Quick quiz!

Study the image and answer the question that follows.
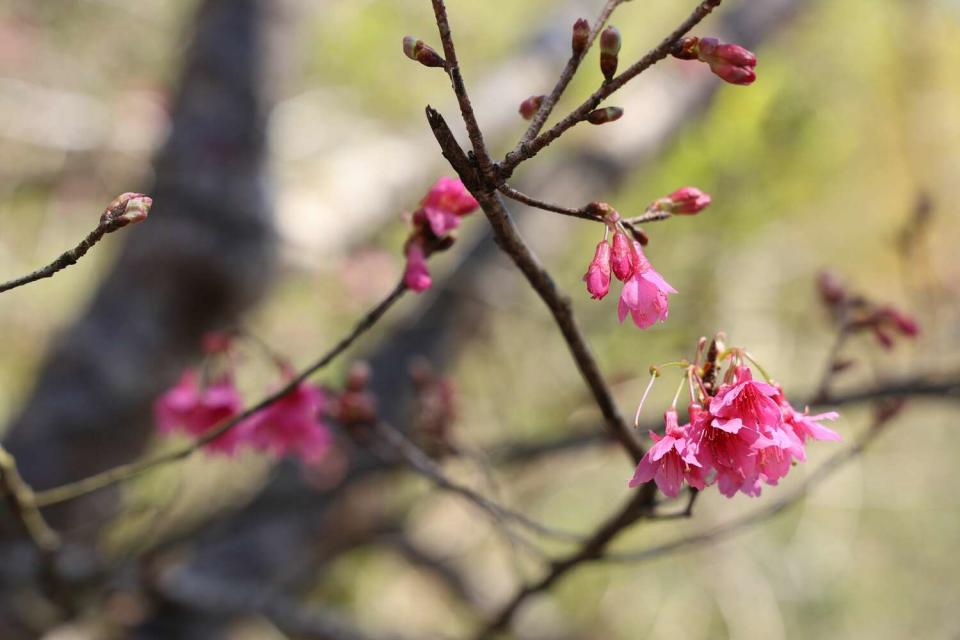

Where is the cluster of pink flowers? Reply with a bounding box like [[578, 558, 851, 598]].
[[403, 177, 479, 293], [154, 336, 333, 465], [583, 189, 710, 328], [629, 342, 840, 498], [673, 36, 757, 85]]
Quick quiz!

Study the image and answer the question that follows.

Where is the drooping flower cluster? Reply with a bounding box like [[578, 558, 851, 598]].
[[403, 177, 479, 293], [673, 36, 757, 85], [582, 191, 709, 329], [154, 335, 333, 466], [629, 338, 841, 498]]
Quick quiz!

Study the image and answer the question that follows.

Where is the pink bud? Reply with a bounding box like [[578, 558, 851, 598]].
[[656, 187, 711, 214], [519, 95, 545, 120], [875, 306, 919, 337], [696, 37, 756, 86], [201, 331, 234, 354], [572, 18, 590, 56], [100, 192, 152, 230], [891, 311, 919, 337], [403, 242, 432, 293], [817, 270, 847, 306], [599, 26, 621, 81], [610, 231, 636, 281], [583, 241, 612, 300], [402, 36, 445, 68], [586, 106, 623, 125]]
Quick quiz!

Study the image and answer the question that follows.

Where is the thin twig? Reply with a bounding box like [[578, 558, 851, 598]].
[[496, 184, 599, 222], [811, 325, 853, 404], [501, 0, 724, 176], [0, 193, 151, 294], [431, 0, 495, 178], [155, 565, 404, 640], [0, 446, 73, 613], [518, 0, 626, 146], [473, 484, 656, 638], [33, 281, 408, 508], [373, 421, 585, 545], [623, 209, 672, 225]]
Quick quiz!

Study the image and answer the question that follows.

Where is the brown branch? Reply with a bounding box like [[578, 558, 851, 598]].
[[473, 190, 645, 463], [373, 421, 584, 546], [32, 281, 408, 508], [501, 0, 724, 176], [518, 0, 626, 146], [430, 0, 495, 178], [0, 446, 73, 613], [426, 107, 643, 463], [496, 184, 601, 222], [0, 193, 151, 294], [155, 565, 404, 640], [473, 483, 656, 638]]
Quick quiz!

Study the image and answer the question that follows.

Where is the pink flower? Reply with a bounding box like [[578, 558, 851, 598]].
[[583, 240, 612, 300], [782, 402, 841, 443], [246, 383, 333, 464], [709, 366, 783, 434], [697, 37, 757, 85], [154, 370, 251, 455], [610, 231, 636, 281], [658, 187, 711, 214], [688, 403, 762, 497], [617, 243, 676, 328], [416, 177, 479, 236], [629, 409, 706, 497], [403, 242, 432, 293]]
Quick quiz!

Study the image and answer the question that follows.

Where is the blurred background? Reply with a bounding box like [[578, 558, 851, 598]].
[[1, 0, 959, 638]]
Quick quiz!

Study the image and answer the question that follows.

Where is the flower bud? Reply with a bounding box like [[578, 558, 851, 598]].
[[696, 36, 756, 85], [586, 106, 623, 125], [599, 26, 621, 81], [403, 241, 432, 292], [583, 241, 612, 300], [519, 94, 545, 120], [402, 36, 445, 68], [672, 36, 700, 60], [610, 230, 637, 281], [816, 270, 847, 307], [100, 192, 152, 230], [655, 187, 711, 214], [572, 18, 590, 56]]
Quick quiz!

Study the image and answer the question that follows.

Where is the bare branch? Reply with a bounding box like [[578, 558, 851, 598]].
[[0, 193, 151, 294], [496, 184, 600, 222], [430, 0, 495, 177], [373, 421, 585, 546], [0, 446, 72, 613]]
